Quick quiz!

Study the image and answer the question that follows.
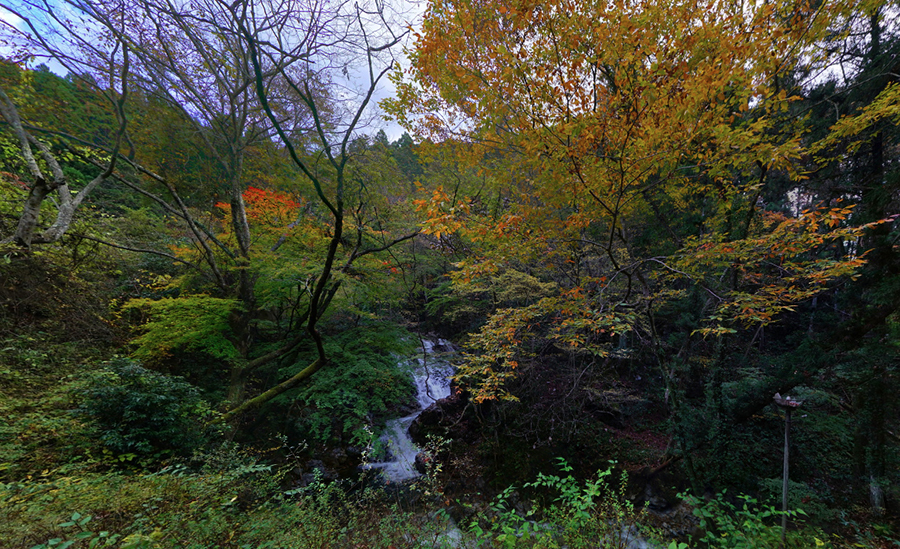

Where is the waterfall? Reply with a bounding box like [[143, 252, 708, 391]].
[[366, 338, 455, 482]]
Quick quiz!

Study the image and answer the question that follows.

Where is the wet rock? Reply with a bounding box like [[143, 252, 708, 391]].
[[396, 399, 420, 417], [330, 447, 347, 462], [432, 339, 456, 353], [414, 451, 431, 474], [643, 500, 702, 539], [626, 461, 685, 514], [447, 500, 488, 527], [408, 391, 470, 444], [646, 488, 670, 511], [648, 496, 669, 512]]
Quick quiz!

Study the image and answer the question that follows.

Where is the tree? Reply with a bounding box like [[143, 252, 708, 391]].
[[216, 0, 416, 420], [790, 0, 900, 514], [3, 0, 418, 425], [389, 0, 898, 493], [110, 0, 413, 418], [0, 5, 131, 247]]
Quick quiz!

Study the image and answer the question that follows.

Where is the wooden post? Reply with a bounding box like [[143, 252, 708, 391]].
[[773, 393, 802, 549]]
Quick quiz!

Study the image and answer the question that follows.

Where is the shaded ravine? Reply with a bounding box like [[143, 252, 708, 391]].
[[362, 339, 662, 548], [366, 338, 456, 481]]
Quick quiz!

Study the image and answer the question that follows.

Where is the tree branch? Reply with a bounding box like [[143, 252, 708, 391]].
[[72, 233, 206, 273]]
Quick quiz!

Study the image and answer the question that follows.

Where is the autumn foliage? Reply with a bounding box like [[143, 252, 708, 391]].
[[216, 187, 302, 226], [389, 0, 897, 401]]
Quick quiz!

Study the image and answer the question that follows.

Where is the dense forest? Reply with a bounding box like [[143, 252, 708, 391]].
[[0, 0, 898, 547]]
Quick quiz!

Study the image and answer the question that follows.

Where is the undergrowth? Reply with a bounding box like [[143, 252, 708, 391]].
[[3, 448, 897, 549], [0, 326, 894, 549]]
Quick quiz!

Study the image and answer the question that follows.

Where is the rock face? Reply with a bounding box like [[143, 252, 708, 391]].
[[408, 388, 472, 444]]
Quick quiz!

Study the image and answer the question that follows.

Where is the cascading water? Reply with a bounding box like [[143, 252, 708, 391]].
[[363, 339, 656, 549], [366, 338, 455, 482]]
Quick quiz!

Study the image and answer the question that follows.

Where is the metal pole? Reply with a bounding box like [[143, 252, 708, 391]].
[[782, 407, 791, 548], [773, 393, 801, 549]]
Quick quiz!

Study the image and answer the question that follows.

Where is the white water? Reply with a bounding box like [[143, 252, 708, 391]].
[[366, 338, 455, 481]]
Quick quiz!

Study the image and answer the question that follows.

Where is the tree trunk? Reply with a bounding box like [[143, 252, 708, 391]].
[[13, 183, 51, 247]]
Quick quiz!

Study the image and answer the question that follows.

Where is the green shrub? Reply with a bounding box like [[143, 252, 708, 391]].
[[269, 324, 418, 446], [758, 478, 835, 524], [0, 337, 109, 480], [121, 296, 242, 364], [468, 459, 654, 549], [75, 358, 217, 456], [685, 491, 826, 549], [529, 459, 651, 549]]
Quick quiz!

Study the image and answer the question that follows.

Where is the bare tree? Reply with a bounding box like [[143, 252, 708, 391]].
[[3, 0, 415, 421], [218, 0, 413, 420]]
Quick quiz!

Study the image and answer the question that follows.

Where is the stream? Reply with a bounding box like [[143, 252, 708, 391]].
[[366, 338, 456, 482], [362, 338, 660, 548]]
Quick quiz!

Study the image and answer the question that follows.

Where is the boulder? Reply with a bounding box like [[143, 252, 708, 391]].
[[299, 459, 338, 486], [408, 390, 471, 444]]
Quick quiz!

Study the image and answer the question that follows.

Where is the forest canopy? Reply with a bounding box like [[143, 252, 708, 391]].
[[0, 0, 898, 546]]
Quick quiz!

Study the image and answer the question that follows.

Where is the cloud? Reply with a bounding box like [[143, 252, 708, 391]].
[[0, 6, 24, 30]]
